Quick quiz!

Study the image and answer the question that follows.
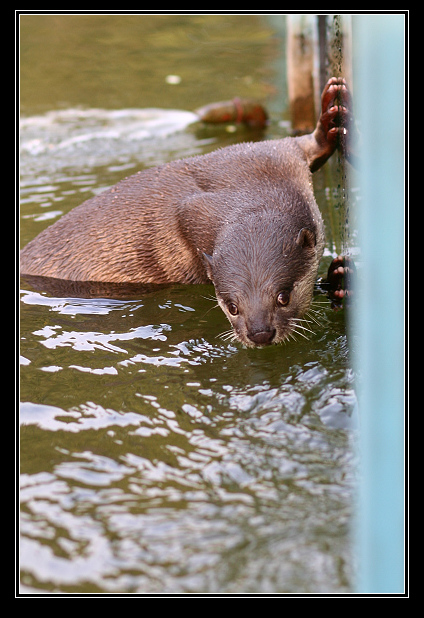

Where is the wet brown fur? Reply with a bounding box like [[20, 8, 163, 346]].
[[20, 139, 320, 284]]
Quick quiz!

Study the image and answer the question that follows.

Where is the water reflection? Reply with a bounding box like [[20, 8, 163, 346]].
[[21, 275, 170, 300], [20, 271, 355, 593], [21, 358, 355, 593]]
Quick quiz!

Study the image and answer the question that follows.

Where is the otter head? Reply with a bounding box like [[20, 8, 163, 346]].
[[203, 216, 322, 347]]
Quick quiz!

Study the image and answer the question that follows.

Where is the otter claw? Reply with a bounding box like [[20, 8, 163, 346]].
[[320, 78, 359, 166], [318, 255, 356, 310], [305, 77, 358, 172]]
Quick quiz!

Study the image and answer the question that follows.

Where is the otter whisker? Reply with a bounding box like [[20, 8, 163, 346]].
[[292, 326, 314, 338], [289, 318, 313, 340], [306, 304, 328, 327], [219, 331, 232, 340], [287, 331, 298, 343], [293, 316, 314, 326], [304, 311, 323, 326], [290, 317, 315, 333], [294, 326, 314, 337], [291, 327, 310, 340], [218, 328, 237, 342], [202, 303, 220, 317], [201, 294, 218, 302]]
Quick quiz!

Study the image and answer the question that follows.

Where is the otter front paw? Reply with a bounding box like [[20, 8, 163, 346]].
[[306, 77, 357, 172], [320, 78, 349, 147], [320, 77, 358, 167], [324, 254, 355, 310]]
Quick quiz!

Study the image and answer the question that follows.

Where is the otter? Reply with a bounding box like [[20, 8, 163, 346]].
[[20, 77, 355, 347]]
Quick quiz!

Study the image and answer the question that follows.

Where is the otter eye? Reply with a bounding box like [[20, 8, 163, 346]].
[[277, 290, 290, 307], [227, 302, 239, 316]]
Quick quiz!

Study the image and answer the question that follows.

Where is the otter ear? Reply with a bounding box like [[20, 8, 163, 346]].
[[202, 252, 214, 280], [296, 227, 316, 249]]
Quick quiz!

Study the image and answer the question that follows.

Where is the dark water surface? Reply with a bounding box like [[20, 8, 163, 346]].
[[19, 14, 357, 594]]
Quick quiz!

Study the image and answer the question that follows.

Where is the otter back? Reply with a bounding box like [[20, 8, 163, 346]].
[[20, 138, 322, 284]]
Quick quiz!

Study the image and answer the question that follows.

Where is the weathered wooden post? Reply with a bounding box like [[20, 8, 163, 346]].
[[287, 14, 316, 132], [287, 14, 353, 132]]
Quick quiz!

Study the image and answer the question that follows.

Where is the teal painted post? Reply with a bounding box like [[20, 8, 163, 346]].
[[352, 14, 406, 594]]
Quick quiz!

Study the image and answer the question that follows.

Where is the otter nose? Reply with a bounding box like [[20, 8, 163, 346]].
[[247, 328, 276, 346]]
